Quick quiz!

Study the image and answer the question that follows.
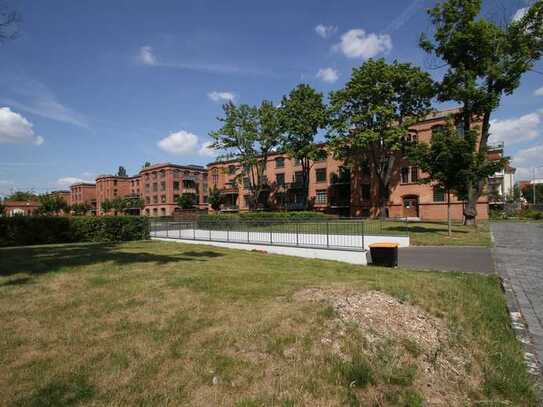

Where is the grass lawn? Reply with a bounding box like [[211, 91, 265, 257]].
[[169, 220, 492, 247], [0, 240, 531, 406]]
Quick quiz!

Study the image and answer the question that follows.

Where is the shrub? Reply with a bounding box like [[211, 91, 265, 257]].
[[0, 216, 149, 247], [517, 209, 543, 220], [198, 211, 332, 224]]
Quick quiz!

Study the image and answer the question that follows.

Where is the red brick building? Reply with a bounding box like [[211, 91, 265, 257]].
[[139, 163, 208, 217], [95, 175, 131, 215], [208, 108, 498, 221], [2, 200, 40, 216], [50, 190, 71, 206], [70, 183, 97, 215]]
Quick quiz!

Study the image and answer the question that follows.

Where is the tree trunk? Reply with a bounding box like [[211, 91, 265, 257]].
[[447, 189, 451, 237]]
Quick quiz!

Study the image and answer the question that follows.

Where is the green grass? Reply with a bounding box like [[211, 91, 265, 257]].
[[178, 219, 492, 247], [0, 240, 533, 406]]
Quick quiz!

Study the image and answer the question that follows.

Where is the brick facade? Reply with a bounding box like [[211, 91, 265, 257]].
[[208, 108, 496, 221], [70, 183, 97, 215], [139, 163, 208, 217], [96, 175, 132, 215]]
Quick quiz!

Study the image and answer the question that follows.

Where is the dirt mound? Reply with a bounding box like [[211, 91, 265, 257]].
[[295, 288, 479, 406]]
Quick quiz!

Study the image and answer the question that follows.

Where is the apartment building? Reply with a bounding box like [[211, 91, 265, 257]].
[[50, 190, 71, 206], [208, 108, 500, 221], [95, 175, 131, 215], [2, 200, 40, 216], [70, 183, 97, 215], [140, 163, 208, 217]]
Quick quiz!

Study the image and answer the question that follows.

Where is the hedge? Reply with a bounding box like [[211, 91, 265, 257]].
[[198, 211, 333, 224], [0, 216, 150, 247]]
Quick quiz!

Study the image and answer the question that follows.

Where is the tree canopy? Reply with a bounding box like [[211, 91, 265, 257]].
[[420, 0, 543, 223], [328, 58, 434, 218]]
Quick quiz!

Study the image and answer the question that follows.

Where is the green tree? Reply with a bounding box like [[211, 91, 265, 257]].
[[210, 100, 280, 209], [117, 166, 127, 177], [6, 191, 37, 201], [176, 193, 196, 209], [37, 194, 68, 215], [409, 124, 475, 236], [0, 201, 5, 216], [143, 161, 151, 168], [110, 197, 128, 214], [279, 84, 328, 209], [420, 0, 543, 224], [208, 186, 222, 211], [100, 199, 113, 215], [71, 203, 90, 216], [328, 59, 434, 219]]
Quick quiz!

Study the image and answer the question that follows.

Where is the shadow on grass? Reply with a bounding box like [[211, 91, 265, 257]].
[[0, 242, 224, 279]]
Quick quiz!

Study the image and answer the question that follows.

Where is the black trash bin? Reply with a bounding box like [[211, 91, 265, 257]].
[[369, 243, 399, 267]]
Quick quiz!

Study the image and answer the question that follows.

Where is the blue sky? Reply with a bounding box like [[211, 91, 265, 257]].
[[0, 0, 542, 197]]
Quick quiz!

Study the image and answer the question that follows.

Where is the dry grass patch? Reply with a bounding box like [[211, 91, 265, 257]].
[[0, 241, 535, 406]]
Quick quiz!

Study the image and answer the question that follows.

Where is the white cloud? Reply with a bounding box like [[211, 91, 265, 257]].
[[534, 87, 543, 96], [158, 130, 200, 155], [315, 24, 337, 38], [511, 143, 543, 179], [55, 177, 92, 189], [490, 112, 541, 145], [0, 107, 44, 145], [208, 91, 236, 103], [316, 67, 339, 83], [334, 29, 392, 59], [138, 46, 157, 65], [198, 141, 216, 158], [0, 77, 88, 128], [512, 7, 528, 22]]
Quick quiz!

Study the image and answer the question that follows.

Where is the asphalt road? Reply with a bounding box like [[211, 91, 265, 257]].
[[397, 246, 495, 274]]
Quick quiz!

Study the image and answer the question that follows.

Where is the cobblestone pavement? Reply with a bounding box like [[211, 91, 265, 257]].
[[492, 222, 543, 374]]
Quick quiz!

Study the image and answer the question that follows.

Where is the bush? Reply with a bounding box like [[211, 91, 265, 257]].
[[0, 216, 149, 247], [198, 211, 332, 224], [517, 209, 543, 220]]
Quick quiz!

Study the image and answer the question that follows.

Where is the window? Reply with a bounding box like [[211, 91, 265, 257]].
[[145, 183, 150, 193], [315, 190, 327, 204], [113, 189, 118, 196], [159, 170, 165, 178], [160, 208, 166, 216], [161, 195, 166, 203], [212, 170, 219, 186], [243, 177, 251, 189], [406, 133, 418, 143], [294, 158, 302, 167], [113, 180, 117, 186], [362, 184, 371, 201], [203, 196, 208, 204], [411, 167, 419, 183], [275, 157, 285, 168], [152, 183, 158, 192], [401, 167, 410, 184], [276, 173, 285, 186], [203, 183, 208, 194], [160, 181, 166, 191], [174, 194, 179, 201], [152, 172, 157, 180], [173, 181, 180, 190], [401, 166, 418, 184], [433, 186, 445, 202], [228, 165, 236, 175], [153, 195, 158, 204], [456, 119, 465, 137], [294, 171, 304, 184], [315, 168, 327, 183], [145, 196, 150, 204]]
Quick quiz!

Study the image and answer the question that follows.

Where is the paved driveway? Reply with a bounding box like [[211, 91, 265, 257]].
[[398, 246, 494, 274], [492, 222, 543, 370]]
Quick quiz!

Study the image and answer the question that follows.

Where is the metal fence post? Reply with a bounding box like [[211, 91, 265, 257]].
[[193, 221, 196, 240], [361, 221, 365, 251], [227, 222, 230, 242], [247, 222, 250, 243], [270, 222, 273, 245], [166, 221, 169, 238], [326, 221, 329, 248], [209, 224, 212, 241], [296, 222, 299, 247]]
